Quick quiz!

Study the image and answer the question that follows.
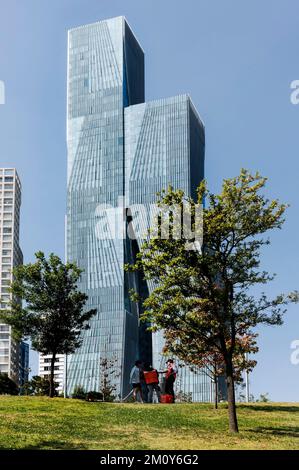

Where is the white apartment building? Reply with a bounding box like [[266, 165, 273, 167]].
[[0, 168, 26, 383], [39, 354, 65, 393]]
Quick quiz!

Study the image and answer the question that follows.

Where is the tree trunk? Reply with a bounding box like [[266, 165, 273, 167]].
[[214, 376, 218, 409], [49, 353, 56, 398], [225, 355, 239, 433]]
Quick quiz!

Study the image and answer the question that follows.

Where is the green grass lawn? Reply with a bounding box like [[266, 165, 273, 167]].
[[0, 396, 298, 450]]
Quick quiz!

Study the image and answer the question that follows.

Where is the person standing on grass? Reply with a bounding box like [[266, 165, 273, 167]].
[[163, 359, 177, 402], [130, 360, 143, 403], [143, 362, 161, 403], [140, 363, 149, 403]]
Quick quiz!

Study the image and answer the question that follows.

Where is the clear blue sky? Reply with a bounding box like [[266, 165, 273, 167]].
[[0, 0, 298, 401]]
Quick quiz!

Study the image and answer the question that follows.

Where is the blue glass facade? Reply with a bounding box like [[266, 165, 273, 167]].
[[66, 17, 144, 396], [66, 17, 209, 400], [125, 96, 209, 401]]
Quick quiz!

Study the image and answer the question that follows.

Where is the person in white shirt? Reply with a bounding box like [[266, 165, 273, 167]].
[[129, 360, 143, 403]]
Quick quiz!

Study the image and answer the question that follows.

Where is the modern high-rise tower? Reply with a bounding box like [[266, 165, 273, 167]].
[[0, 168, 27, 385], [66, 17, 208, 400]]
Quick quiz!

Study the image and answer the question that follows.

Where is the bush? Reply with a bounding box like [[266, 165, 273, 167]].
[[0, 373, 19, 395], [175, 390, 192, 403], [72, 385, 86, 400], [86, 391, 103, 402], [22, 376, 58, 396]]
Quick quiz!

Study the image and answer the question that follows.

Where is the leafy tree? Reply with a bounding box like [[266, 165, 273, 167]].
[[23, 375, 58, 396], [0, 373, 19, 395], [126, 170, 298, 432], [0, 252, 97, 398], [165, 332, 257, 409]]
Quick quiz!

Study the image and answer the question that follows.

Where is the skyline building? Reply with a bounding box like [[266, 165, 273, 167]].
[[0, 168, 28, 385], [66, 16, 209, 400], [66, 16, 145, 396], [124, 95, 207, 400], [39, 354, 65, 394]]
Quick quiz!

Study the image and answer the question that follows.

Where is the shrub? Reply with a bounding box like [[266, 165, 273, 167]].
[[86, 391, 103, 402], [22, 376, 58, 396], [0, 373, 19, 395], [72, 385, 86, 400], [175, 390, 192, 403]]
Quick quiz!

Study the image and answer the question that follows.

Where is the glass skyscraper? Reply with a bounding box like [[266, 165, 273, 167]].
[[66, 17, 144, 396], [66, 16, 209, 400], [125, 96, 208, 400]]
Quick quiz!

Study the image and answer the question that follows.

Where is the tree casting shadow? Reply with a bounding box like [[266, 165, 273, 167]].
[[239, 404, 299, 413], [251, 426, 299, 439], [0, 440, 88, 450]]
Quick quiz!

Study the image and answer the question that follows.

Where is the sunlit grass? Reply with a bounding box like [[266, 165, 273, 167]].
[[0, 396, 298, 449]]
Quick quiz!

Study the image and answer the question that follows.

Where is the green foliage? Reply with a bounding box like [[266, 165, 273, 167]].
[[0, 252, 97, 397], [175, 390, 192, 403], [126, 169, 298, 432], [72, 385, 86, 400], [86, 391, 104, 402], [23, 375, 58, 396], [0, 251, 97, 352], [73, 388, 108, 402], [0, 373, 19, 395]]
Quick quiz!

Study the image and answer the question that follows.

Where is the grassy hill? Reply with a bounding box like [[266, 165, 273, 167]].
[[0, 396, 298, 450]]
